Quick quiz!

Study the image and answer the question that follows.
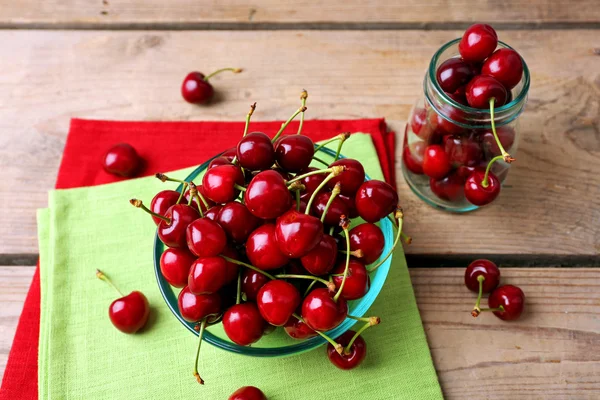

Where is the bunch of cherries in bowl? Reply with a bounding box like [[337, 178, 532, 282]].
[[130, 93, 406, 385], [403, 23, 526, 208]]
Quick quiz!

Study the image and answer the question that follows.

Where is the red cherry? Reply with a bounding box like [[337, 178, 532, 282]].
[[332, 259, 369, 300], [208, 156, 232, 170], [354, 180, 398, 223], [241, 269, 270, 301], [275, 135, 315, 173], [229, 386, 267, 400], [311, 191, 349, 226], [188, 256, 228, 295], [300, 167, 327, 199], [464, 169, 501, 206], [422, 144, 452, 179], [349, 223, 384, 264], [177, 286, 222, 323], [160, 247, 196, 288], [284, 315, 317, 339], [221, 147, 237, 162], [327, 330, 367, 370], [186, 218, 227, 258], [103, 143, 142, 177], [481, 49, 523, 90], [301, 288, 348, 331], [257, 280, 301, 326], [465, 259, 500, 293], [246, 224, 290, 270], [488, 285, 525, 321], [338, 194, 359, 219], [202, 164, 244, 204], [429, 172, 465, 202], [481, 126, 515, 158], [450, 85, 469, 106], [181, 72, 214, 104], [184, 184, 214, 214], [107, 291, 150, 334], [403, 141, 425, 175], [410, 108, 427, 135], [150, 190, 180, 225], [300, 234, 338, 275], [237, 132, 275, 171], [458, 24, 498, 62], [158, 204, 199, 248], [436, 58, 477, 93], [204, 205, 222, 221], [466, 75, 508, 109], [429, 104, 467, 136], [444, 134, 483, 167], [327, 159, 365, 196], [223, 303, 266, 346], [220, 244, 241, 284], [217, 202, 261, 243], [275, 210, 324, 258], [245, 170, 292, 219]]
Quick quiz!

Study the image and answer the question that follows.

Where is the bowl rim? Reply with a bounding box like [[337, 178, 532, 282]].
[[153, 146, 394, 357]]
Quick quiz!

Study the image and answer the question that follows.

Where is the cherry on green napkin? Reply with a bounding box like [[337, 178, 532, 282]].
[[37, 134, 442, 399]]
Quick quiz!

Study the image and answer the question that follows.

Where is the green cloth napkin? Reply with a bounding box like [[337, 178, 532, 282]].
[[38, 134, 442, 400]]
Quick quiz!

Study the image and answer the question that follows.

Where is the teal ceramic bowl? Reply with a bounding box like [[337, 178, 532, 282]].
[[154, 147, 393, 357]]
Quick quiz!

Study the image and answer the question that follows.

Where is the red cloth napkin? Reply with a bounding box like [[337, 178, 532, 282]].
[[0, 118, 395, 400]]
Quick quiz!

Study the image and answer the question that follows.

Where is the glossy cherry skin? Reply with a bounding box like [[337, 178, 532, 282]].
[[466, 75, 508, 109], [237, 132, 275, 171], [423, 144, 452, 179], [202, 164, 245, 203], [103, 143, 142, 177], [186, 217, 227, 258], [301, 288, 348, 331], [257, 280, 301, 326], [217, 202, 261, 243], [482, 48, 523, 90], [300, 234, 338, 275], [284, 315, 317, 339], [159, 247, 196, 288], [436, 58, 477, 93], [177, 286, 222, 323], [150, 190, 180, 225], [403, 141, 425, 175], [464, 169, 501, 206], [327, 330, 366, 370], [181, 72, 213, 104], [411, 108, 427, 135], [430, 172, 465, 202], [158, 204, 199, 248], [223, 303, 266, 346], [204, 205, 222, 221], [444, 134, 483, 167], [228, 386, 267, 400], [481, 126, 516, 158], [300, 167, 327, 199], [208, 156, 232, 170], [488, 285, 525, 321], [458, 24, 498, 62], [328, 159, 365, 196], [245, 170, 292, 219], [430, 104, 467, 137], [275, 210, 324, 258], [241, 269, 270, 301], [338, 194, 359, 219], [349, 223, 384, 264], [246, 224, 290, 270], [108, 291, 150, 334], [355, 180, 399, 223], [332, 259, 369, 300], [221, 244, 241, 284], [464, 259, 501, 293], [188, 256, 228, 295], [312, 191, 349, 226], [275, 135, 315, 173]]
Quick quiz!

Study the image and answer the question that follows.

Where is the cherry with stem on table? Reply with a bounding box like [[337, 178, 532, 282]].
[[181, 67, 242, 104]]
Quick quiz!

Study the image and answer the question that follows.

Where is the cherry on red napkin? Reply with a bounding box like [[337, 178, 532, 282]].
[[0, 118, 395, 400]]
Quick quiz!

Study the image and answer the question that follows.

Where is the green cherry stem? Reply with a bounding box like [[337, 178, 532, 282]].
[[176, 182, 188, 204], [203, 67, 242, 81], [297, 90, 308, 135], [489, 97, 515, 163], [292, 313, 343, 354], [272, 104, 308, 143], [155, 173, 190, 205], [296, 189, 301, 212], [471, 275, 486, 317], [243, 102, 257, 138], [236, 269, 242, 305], [333, 216, 351, 303], [481, 155, 504, 188], [387, 214, 412, 245], [334, 133, 351, 161], [221, 256, 276, 280], [304, 167, 345, 214], [192, 318, 207, 385], [286, 166, 338, 186], [274, 274, 335, 291], [129, 199, 171, 224], [478, 306, 505, 313], [95, 269, 124, 297], [303, 279, 318, 297], [320, 182, 341, 223], [347, 315, 380, 325], [368, 207, 404, 273], [344, 318, 380, 355], [187, 182, 204, 217], [311, 156, 330, 167], [233, 183, 247, 192]]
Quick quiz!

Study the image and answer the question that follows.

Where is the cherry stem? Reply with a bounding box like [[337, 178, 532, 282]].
[[334, 133, 350, 161], [233, 183, 247, 192], [243, 102, 257, 138], [471, 275, 485, 317], [221, 256, 276, 280], [329, 226, 335, 236], [489, 98, 515, 163], [303, 279, 318, 297], [187, 182, 204, 217], [479, 306, 505, 313], [96, 269, 124, 297], [272, 105, 308, 143], [312, 156, 330, 167], [295, 189, 301, 212], [313, 132, 349, 153], [339, 249, 364, 258], [368, 207, 404, 272], [274, 274, 335, 291], [287, 166, 337, 186], [203, 67, 242, 82], [292, 313, 342, 354], [320, 182, 341, 223], [176, 182, 188, 204], [386, 214, 412, 244], [481, 155, 503, 188], [347, 315, 380, 325], [333, 219, 351, 303], [192, 318, 207, 385], [305, 172, 338, 215], [344, 318, 380, 355], [236, 269, 242, 305], [156, 174, 189, 205], [297, 90, 308, 135], [129, 199, 171, 224]]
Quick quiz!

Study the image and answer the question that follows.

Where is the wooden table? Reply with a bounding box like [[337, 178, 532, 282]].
[[1, 1, 599, 398]]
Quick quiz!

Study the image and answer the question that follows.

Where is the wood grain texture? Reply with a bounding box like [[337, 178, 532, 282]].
[[0, 30, 598, 258], [0, 0, 599, 27], [1, 266, 598, 398]]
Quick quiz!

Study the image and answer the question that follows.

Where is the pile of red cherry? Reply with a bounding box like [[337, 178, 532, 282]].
[[403, 23, 525, 206], [102, 93, 407, 393]]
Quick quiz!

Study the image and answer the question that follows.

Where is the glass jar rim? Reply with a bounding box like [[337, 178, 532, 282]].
[[428, 38, 530, 116]]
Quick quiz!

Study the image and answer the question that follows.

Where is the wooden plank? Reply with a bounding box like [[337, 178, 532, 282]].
[[0, 0, 599, 27], [1, 266, 598, 398], [0, 30, 598, 259]]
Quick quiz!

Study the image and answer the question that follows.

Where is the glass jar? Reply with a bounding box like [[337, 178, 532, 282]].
[[402, 38, 530, 212]]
